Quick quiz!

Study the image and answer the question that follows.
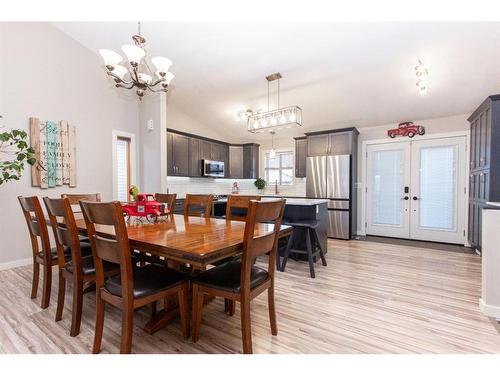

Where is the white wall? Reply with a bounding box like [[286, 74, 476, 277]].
[[0, 23, 140, 266]]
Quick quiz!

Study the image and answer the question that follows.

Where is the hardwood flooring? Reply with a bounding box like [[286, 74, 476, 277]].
[[1, 239, 500, 354]]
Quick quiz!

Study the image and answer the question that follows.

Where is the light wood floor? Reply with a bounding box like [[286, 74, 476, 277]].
[[1, 239, 500, 354]]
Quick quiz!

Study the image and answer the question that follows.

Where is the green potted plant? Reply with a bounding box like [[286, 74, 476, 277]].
[[254, 177, 266, 192], [0, 124, 36, 185]]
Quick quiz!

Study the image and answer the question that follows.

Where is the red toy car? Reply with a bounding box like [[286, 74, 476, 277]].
[[122, 194, 169, 223], [388, 122, 425, 138]]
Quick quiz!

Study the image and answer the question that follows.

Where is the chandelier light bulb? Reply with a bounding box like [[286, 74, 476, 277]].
[[269, 148, 276, 159], [112, 65, 128, 81], [99, 49, 123, 69], [151, 57, 173, 77], [253, 120, 259, 129], [419, 86, 428, 96], [162, 72, 175, 86], [139, 73, 152, 84], [121, 44, 146, 65], [279, 112, 287, 124], [270, 116, 277, 125], [289, 111, 296, 122]]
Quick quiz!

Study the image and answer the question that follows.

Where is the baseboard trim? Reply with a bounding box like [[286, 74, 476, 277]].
[[0, 257, 32, 271], [479, 298, 500, 319]]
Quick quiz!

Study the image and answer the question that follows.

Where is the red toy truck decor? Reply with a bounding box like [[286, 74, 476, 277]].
[[387, 122, 425, 138], [122, 194, 169, 223]]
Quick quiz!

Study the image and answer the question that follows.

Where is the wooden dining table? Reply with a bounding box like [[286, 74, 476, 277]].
[[73, 213, 292, 333]]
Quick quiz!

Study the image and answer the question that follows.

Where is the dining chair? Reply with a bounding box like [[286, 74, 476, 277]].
[[183, 194, 213, 218], [79, 200, 190, 354], [44, 197, 117, 337], [191, 198, 286, 354], [225, 195, 261, 221], [154, 193, 177, 214], [18, 196, 60, 309]]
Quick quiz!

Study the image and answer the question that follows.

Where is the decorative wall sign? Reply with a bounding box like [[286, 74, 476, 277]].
[[30, 117, 76, 188], [387, 121, 426, 139]]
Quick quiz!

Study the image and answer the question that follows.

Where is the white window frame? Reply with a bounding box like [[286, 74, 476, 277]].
[[112, 130, 137, 200], [263, 149, 294, 186]]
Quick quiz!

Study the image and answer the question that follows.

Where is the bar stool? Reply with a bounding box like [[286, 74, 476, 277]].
[[280, 220, 327, 278]]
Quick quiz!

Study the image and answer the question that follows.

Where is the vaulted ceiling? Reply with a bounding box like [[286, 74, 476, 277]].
[[54, 22, 500, 143]]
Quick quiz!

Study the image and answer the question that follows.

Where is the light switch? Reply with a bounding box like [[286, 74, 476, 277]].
[[147, 119, 154, 131]]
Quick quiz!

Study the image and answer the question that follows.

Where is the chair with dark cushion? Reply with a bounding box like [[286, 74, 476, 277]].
[[225, 195, 261, 221], [44, 197, 118, 337], [183, 194, 213, 218], [154, 193, 177, 215], [18, 196, 71, 309], [79, 200, 190, 354], [191, 198, 286, 354]]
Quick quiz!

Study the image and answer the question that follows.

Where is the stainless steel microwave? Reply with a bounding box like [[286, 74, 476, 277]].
[[203, 160, 225, 177]]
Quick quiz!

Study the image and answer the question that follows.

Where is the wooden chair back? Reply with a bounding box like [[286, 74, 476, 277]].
[[61, 193, 102, 204], [43, 197, 82, 269], [155, 193, 177, 214], [79, 201, 134, 301], [183, 194, 213, 218], [241, 199, 286, 286], [18, 196, 52, 262], [225, 195, 261, 221]]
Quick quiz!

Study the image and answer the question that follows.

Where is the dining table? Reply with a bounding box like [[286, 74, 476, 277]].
[[73, 213, 292, 333]]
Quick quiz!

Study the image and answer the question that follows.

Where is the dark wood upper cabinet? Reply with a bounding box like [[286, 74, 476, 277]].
[[229, 146, 244, 179], [307, 134, 329, 156], [189, 137, 201, 176], [467, 94, 500, 251], [294, 137, 307, 178], [243, 144, 259, 179], [167, 129, 259, 179], [329, 132, 353, 155], [169, 133, 190, 176]]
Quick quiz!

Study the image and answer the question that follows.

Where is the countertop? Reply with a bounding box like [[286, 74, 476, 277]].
[[214, 197, 329, 206]]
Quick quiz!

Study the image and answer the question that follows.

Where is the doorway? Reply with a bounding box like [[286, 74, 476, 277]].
[[365, 136, 467, 244]]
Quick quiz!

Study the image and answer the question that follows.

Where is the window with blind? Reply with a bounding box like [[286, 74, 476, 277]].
[[116, 137, 131, 202], [264, 151, 294, 185]]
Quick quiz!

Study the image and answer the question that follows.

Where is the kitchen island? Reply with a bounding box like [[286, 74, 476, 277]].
[[212, 196, 329, 257]]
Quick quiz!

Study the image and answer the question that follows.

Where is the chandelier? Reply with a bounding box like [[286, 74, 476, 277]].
[[240, 72, 302, 133], [98, 22, 175, 99]]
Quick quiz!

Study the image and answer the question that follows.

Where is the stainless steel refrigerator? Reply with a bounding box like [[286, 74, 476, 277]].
[[306, 155, 352, 239]]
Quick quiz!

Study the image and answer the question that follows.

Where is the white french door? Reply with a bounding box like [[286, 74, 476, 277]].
[[366, 136, 466, 244]]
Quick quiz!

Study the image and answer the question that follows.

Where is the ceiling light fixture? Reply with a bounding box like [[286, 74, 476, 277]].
[[244, 72, 302, 133], [269, 130, 277, 159], [98, 22, 175, 99], [415, 59, 428, 96]]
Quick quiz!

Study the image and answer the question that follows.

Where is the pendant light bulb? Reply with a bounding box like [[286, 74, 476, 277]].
[[279, 112, 287, 124]]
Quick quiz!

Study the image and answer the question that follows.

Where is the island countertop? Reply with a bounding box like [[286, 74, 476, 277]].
[[213, 197, 329, 206]]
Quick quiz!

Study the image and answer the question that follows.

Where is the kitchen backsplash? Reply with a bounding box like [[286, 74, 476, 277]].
[[166, 177, 306, 198]]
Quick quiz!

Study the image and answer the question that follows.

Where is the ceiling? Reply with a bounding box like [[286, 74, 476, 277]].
[[53, 22, 500, 143]]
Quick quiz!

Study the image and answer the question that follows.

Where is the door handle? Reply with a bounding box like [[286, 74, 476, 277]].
[[401, 196, 409, 200], [412, 196, 419, 200]]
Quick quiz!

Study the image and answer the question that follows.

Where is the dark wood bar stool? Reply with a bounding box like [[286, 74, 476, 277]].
[[80, 200, 190, 354], [184, 194, 213, 218], [280, 220, 327, 278], [191, 199, 286, 354], [18, 196, 61, 309], [44, 197, 118, 337]]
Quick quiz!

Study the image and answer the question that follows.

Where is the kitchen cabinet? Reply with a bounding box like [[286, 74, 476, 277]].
[[189, 137, 201, 176], [243, 144, 259, 179], [168, 133, 190, 176], [294, 137, 307, 178], [306, 128, 358, 157], [229, 146, 244, 178], [167, 129, 259, 179], [467, 95, 500, 251]]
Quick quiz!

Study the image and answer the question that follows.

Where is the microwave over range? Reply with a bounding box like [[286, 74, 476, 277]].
[[203, 159, 225, 177]]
